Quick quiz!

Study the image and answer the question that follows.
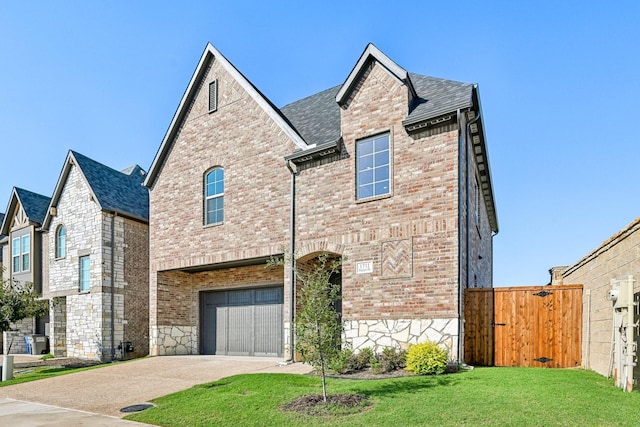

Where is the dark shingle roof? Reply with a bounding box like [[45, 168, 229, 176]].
[[280, 85, 341, 147], [406, 73, 474, 124], [0, 213, 4, 240], [279, 75, 473, 147], [15, 188, 51, 225], [71, 151, 149, 221]]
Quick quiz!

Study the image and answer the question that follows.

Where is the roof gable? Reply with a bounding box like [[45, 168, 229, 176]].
[[0, 187, 51, 235], [43, 151, 149, 229], [144, 43, 308, 189], [336, 43, 414, 106]]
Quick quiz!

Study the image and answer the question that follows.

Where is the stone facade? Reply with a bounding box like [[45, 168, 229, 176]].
[[551, 217, 640, 379], [146, 44, 497, 361], [46, 162, 149, 361]]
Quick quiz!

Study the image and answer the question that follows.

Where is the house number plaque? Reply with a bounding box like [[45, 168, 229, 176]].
[[356, 261, 374, 274]]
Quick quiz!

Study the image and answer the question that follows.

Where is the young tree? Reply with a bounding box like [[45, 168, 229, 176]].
[[0, 270, 48, 354], [292, 253, 343, 402]]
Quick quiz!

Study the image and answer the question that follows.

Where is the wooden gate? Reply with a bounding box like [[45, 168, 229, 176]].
[[464, 285, 582, 368]]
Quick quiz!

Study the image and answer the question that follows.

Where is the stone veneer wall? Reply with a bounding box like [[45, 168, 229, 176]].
[[344, 318, 458, 355], [3, 318, 35, 354]]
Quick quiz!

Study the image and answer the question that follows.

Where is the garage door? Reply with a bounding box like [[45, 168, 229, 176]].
[[201, 286, 283, 357]]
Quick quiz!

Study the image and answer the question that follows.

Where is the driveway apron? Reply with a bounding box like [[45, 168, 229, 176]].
[[0, 356, 311, 418]]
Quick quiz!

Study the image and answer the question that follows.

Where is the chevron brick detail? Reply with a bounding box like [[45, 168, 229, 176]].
[[381, 239, 412, 278]]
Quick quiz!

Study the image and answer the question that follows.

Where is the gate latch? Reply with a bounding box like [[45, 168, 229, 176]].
[[534, 357, 553, 363], [491, 322, 506, 327]]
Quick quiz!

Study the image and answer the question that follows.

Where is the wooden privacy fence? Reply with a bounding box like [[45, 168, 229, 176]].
[[464, 285, 582, 368]]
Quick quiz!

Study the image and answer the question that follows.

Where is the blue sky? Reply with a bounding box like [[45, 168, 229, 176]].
[[1, 1, 638, 286]]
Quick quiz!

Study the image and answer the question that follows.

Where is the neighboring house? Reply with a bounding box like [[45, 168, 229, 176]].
[[144, 43, 498, 360], [0, 212, 5, 271], [41, 150, 149, 361], [0, 188, 51, 354], [550, 217, 640, 389]]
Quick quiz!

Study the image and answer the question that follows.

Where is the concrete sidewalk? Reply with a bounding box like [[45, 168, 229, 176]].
[[0, 398, 152, 426], [0, 355, 312, 424]]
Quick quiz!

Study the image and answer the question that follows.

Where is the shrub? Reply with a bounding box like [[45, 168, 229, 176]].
[[350, 348, 374, 372], [405, 341, 448, 375], [328, 348, 355, 374], [379, 347, 407, 373]]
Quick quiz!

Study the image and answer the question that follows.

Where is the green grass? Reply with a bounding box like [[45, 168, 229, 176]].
[[125, 368, 640, 426], [0, 363, 106, 386]]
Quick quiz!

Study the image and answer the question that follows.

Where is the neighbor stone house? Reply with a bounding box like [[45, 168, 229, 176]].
[[550, 217, 640, 389], [144, 43, 498, 361], [41, 150, 149, 361], [0, 188, 51, 354]]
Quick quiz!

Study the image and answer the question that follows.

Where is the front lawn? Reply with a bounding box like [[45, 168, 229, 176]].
[[125, 367, 640, 426]]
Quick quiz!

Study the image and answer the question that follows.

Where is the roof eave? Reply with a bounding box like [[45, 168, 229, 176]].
[[285, 139, 341, 164], [468, 85, 498, 233], [402, 101, 473, 130]]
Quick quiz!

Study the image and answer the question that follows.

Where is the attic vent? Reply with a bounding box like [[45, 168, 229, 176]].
[[209, 80, 218, 112]]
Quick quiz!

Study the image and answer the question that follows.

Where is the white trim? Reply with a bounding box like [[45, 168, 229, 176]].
[[336, 43, 408, 105], [144, 43, 308, 188]]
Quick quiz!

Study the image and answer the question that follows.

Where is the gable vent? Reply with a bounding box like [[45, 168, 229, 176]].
[[209, 79, 218, 112]]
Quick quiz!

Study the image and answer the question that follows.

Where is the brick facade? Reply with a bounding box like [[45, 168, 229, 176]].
[[147, 44, 497, 361], [551, 218, 640, 379]]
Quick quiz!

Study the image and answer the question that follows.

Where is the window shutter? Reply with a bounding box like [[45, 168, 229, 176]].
[[209, 80, 218, 112]]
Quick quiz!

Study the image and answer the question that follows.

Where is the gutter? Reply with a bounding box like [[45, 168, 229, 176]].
[[285, 160, 297, 362]]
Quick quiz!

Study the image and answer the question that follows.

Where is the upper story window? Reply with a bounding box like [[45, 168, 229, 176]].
[[205, 167, 224, 225], [11, 235, 30, 273], [56, 225, 66, 258], [356, 133, 390, 200], [208, 80, 218, 112], [79, 255, 90, 292]]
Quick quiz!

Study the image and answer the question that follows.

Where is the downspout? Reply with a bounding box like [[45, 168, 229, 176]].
[[456, 109, 464, 362], [285, 160, 297, 362], [110, 212, 116, 362]]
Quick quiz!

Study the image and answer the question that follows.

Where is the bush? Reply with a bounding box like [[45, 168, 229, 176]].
[[350, 348, 374, 372], [405, 341, 448, 375], [328, 348, 355, 374], [379, 347, 407, 373]]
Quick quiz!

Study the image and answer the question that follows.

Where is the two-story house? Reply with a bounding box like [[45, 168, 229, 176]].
[[144, 43, 498, 361], [0, 188, 51, 354], [41, 150, 149, 361]]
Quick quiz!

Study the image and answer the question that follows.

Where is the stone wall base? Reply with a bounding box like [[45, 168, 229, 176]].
[[344, 318, 459, 359], [150, 326, 198, 356]]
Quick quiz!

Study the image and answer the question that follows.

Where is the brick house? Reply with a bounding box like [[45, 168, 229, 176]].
[[0, 188, 51, 353], [550, 218, 640, 389], [41, 150, 149, 361], [144, 43, 498, 360]]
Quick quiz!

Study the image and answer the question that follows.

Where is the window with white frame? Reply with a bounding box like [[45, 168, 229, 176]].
[[12, 237, 20, 272], [205, 167, 224, 225], [11, 235, 30, 273], [56, 225, 66, 258], [79, 255, 90, 292], [356, 133, 390, 200], [21, 235, 30, 271]]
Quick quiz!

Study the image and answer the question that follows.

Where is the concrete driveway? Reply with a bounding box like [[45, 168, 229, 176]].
[[0, 355, 312, 425]]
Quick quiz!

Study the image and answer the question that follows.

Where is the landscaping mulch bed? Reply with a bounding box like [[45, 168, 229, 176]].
[[14, 358, 102, 369], [328, 368, 415, 380], [282, 393, 370, 415]]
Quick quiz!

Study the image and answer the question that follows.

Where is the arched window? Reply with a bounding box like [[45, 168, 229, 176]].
[[205, 167, 224, 225], [56, 225, 66, 258]]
